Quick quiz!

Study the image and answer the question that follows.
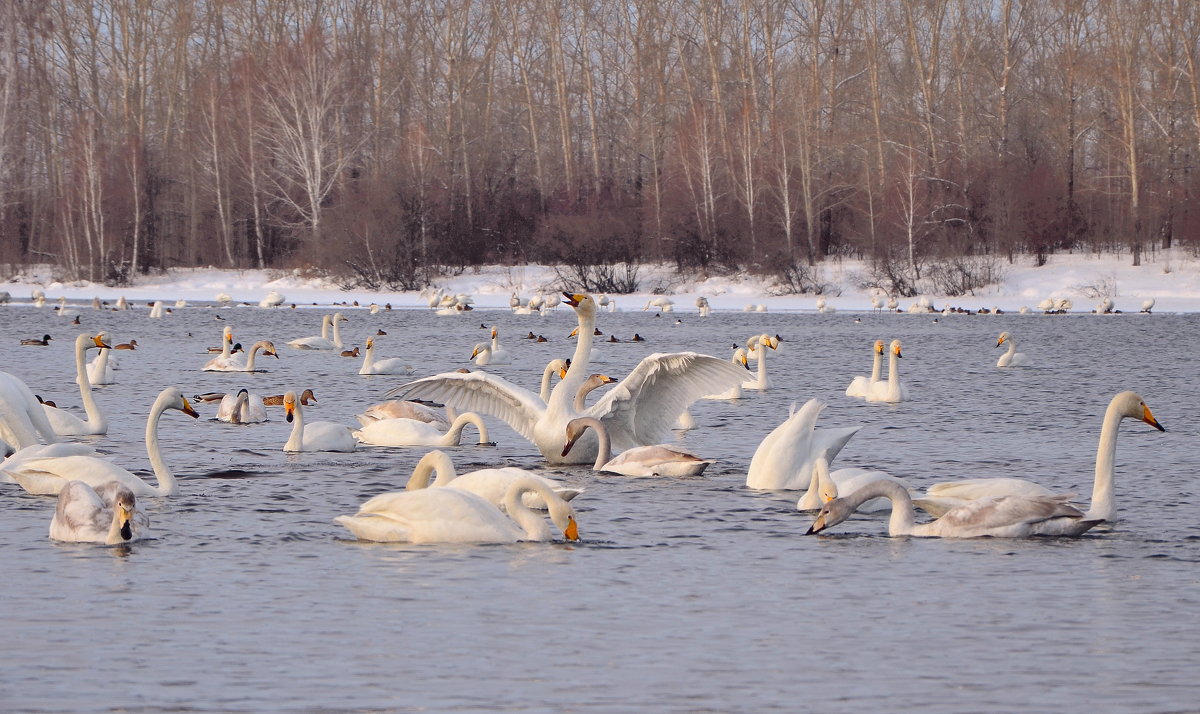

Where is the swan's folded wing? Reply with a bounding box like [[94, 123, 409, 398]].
[[587, 352, 747, 448], [935, 494, 1085, 536], [385, 372, 545, 442], [54, 480, 109, 533], [925, 477, 1056, 501]]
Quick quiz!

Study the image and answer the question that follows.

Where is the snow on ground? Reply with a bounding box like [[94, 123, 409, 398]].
[[2, 248, 1198, 313]]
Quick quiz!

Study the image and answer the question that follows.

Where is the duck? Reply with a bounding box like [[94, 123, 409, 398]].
[[563, 416, 712, 477], [335, 474, 580, 544], [287, 313, 347, 350], [114, 339, 138, 350], [916, 392, 1164, 526], [353, 412, 491, 447], [282, 390, 356, 452], [995, 331, 1029, 367], [340, 346, 360, 357], [359, 337, 413, 375], [845, 340, 885, 398], [43, 333, 111, 436], [49, 480, 147, 544], [21, 334, 52, 346], [807, 480, 1100, 538], [3, 387, 199, 496], [217, 389, 268, 424], [865, 339, 908, 403], [400, 450, 581, 510], [745, 400, 861, 490]]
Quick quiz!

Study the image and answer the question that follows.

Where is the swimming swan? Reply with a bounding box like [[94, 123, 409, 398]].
[[845, 340, 885, 398], [335, 475, 580, 544], [401, 449, 580, 510], [217, 389, 268, 424], [202, 326, 238, 370], [995, 331, 1029, 367], [49, 480, 147, 544], [359, 337, 413, 375], [221, 340, 280, 372], [563, 416, 713, 477], [4, 387, 199, 496], [742, 334, 777, 391], [807, 479, 1099, 538], [44, 333, 111, 436], [865, 339, 908, 403], [287, 313, 347, 350], [282, 390, 356, 452], [470, 327, 512, 365], [353, 412, 491, 447], [86, 333, 118, 385], [918, 391, 1164, 525], [746, 399, 861, 490]]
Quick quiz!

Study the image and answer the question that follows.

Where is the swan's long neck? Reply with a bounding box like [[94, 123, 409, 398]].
[[503, 479, 558, 540], [232, 392, 249, 424], [886, 350, 899, 387], [74, 337, 106, 431], [869, 349, 882, 383], [573, 377, 608, 412], [320, 316, 331, 341], [331, 318, 343, 348], [441, 413, 488, 446], [285, 400, 306, 451], [405, 451, 457, 489], [851, 480, 916, 536], [220, 333, 232, 359], [797, 457, 828, 510], [552, 309, 596, 413], [574, 417, 611, 470], [145, 394, 179, 495], [1087, 404, 1126, 521], [1003, 340, 1017, 361], [539, 363, 557, 403], [753, 347, 769, 387], [361, 342, 375, 373]]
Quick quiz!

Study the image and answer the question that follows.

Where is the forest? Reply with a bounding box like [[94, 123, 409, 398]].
[[1, 0, 1198, 296]]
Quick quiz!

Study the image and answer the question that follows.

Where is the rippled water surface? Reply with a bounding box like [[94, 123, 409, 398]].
[[2, 300, 1199, 712]]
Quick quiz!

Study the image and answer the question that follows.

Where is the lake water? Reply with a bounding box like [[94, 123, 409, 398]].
[[1, 299, 1198, 713]]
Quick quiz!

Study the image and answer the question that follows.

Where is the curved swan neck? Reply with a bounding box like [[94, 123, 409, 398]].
[[331, 315, 343, 348], [503, 478, 557, 540], [146, 392, 179, 495], [573, 376, 608, 412], [797, 457, 827, 510], [539, 363, 557, 403], [574, 417, 611, 470], [1004, 340, 1017, 360], [285, 398, 305, 451], [854, 480, 916, 535], [406, 451, 456, 489], [1088, 401, 1126, 521], [320, 315, 331, 341], [443, 413, 488, 445], [74, 336, 106, 431], [553, 309, 597, 411]]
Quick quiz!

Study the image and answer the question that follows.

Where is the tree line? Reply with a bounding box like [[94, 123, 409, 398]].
[[1, 0, 1197, 294]]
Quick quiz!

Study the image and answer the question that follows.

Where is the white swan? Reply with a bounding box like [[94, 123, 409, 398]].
[[259, 290, 286, 308], [471, 327, 512, 365], [1140, 299, 1155, 314], [358, 399, 451, 429], [4, 387, 199, 496], [148, 300, 165, 318], [220, 340, 280, 372], [742, 334, 777, 391], [0, 370, 62, 448], [353, 412, 491, 447], [217, 389, 268, 424], [86, 332, 118, 384], [845, 340, 884, 398], [401, 449, 580, 510], [918, 391, 1164, 525], [538, 358, 570, 403], [43, 333, 110, 436], [865, 339, 908, 403], [282, 390, 356, 452], [287, 313, 346, 350], [49, 480, 147, 544], [335, 475, 580, 544], [995, 331, 1029, 367], [359, 336, 413, 375], [807, 479, 1099, 538], [563, 416, 712, 477], [798, 455, 915, 513], [745, 399, 861, 490], [202, 326, 238, 370]]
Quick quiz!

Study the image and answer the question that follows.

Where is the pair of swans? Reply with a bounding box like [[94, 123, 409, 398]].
[[995, 331, 1029, 367], [359, 336, 413, 375], [335, 451, 579, 544], [3, 387, 199, 496], [50, 480, 147, 544], [741, 334, 777, 392], [217, 389, 268, 423], [287, 313, 347, 350], [746, 400, 861, 490], [353, 412, 491, 447], [398, 449, 579, 509], [43, 333, 111, 436], [845, 339, 907, 403], [282, 390, 356, 452], [388, 293, 747, 464], [471, 327, 512, 366], [563, 416, 712, 477]]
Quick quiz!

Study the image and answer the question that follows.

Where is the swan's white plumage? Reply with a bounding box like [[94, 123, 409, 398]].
[[995, 331, 1029, 367], [359, 337, 413, 375], [402, 450, 580, 510], [282, 391, 356, 452], [353, 412, 489, 447], [564, 416, 712, 477], [287, 313, 346, 350], [0, 370, 62, 449], [43, 333, 110, 436], [865, 339, 908, 403], [845, 340, 884, 398], [49, 480, 147, 544], [217, 389, 267, 423], [746, 399, 860, 490]]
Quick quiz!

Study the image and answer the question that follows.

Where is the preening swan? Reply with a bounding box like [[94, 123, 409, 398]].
[[43, 333, 111, 436], [563, 416, 712, 477], [807, 479, 1099, 538], [287, 313, 346, 350], [865, 339, 908, 403], [353, 412, 491, 447], [799, 455, 916, 513], [358, 399, 450, 428], [283, 390, 356, 452], [995, 332, 1029, 367], [202, 326, 238, 370], [919, 391, 1164, 526], [217, 389, 268, 424], [359, 337, 413, 375], [0, 370, 62, 448], [335, 474, 580, 544], [845, 340, 885, 398], [4, 387, 199, 496], [401, 449, 580, 510], [49, 480, 147, 544], [746, 400, 861, 490]]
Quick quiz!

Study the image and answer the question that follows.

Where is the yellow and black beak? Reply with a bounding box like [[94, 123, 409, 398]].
[[92, 335, 112, 349], [285, 401, 295, 423], [181, 397, 200, 419], [118, 504, 133, 540], [1143, 404, 1165, 432], [894, 344, 903, 358], [563, 292, 586, 307], [470, 346, 482, 360], [996, 336, 1006, 347], [601, 375, 618, 385], [806, 512, 828, 535], [563, 515, 580, 541]]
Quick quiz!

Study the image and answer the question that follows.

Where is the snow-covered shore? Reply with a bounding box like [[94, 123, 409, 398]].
[[3, 248, 1199, 313]]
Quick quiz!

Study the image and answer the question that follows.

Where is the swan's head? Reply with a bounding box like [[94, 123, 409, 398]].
[[260, 341, 280, 358], [813, 457, 838, 503], [113, 488, 137, 541], [561, 418, 594, 457], [284, 391, 298, 422], [334, 312, 347, 323], [470, 343, 489, 360], [1114, 391, 1165, 431], [491, 327, 498, 339], [873, 339, 885, 355], [563, 292, 597, 317], [165, 388, 200, 418], [996, 331, 1012, 347], [545, 499, 580, 542], [366, 337, 374, 349], [223, 326, 233, 342], [586, 374, 618, 390], [806, 496, 857, 535], [734, 348, 749, 369], [890, 339, 903, 358]]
